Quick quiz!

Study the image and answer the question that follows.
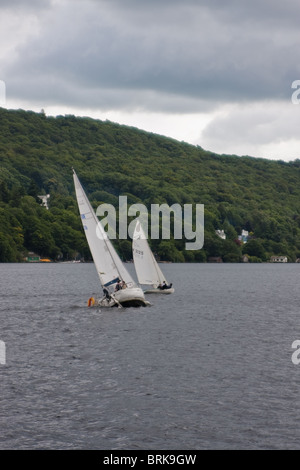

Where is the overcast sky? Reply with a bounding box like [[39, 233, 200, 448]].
[[1, 0, 300, 161]]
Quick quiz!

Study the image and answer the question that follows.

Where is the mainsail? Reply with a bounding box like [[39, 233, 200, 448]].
[[73, 169, 135, 289], [132, 220, 167, 287]]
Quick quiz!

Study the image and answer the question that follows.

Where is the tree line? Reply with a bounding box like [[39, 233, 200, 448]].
[[1, 107, 300, 262]]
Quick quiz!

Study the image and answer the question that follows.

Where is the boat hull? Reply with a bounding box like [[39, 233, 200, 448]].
[[94, 287, 150, 308], [115, 287, 150, 307], [144, 287, 175, 294]]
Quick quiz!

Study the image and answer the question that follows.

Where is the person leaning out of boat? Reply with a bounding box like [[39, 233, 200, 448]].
[[103, 287, 111, 300]]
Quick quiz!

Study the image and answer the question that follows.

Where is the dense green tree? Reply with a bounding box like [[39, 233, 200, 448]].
[[0, 232, 18, 262], [242, 239, 266, 261], [0, 181, 9, 203], [27, 179, 41, 201]]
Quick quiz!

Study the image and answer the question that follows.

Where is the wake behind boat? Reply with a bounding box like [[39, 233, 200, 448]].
[[132, 221, 174, 294], [73, 169, 150, 308]]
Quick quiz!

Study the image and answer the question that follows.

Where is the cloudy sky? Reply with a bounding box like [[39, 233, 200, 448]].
[[1, 0, 300, 161]]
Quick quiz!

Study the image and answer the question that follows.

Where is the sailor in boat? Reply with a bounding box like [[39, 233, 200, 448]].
[[159, 281, 173, 290]]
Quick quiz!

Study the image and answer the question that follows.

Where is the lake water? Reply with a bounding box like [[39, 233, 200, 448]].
[[1, 262, 300, 450]]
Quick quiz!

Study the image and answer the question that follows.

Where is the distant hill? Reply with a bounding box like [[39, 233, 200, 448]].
[[1, 106, 300, 263]]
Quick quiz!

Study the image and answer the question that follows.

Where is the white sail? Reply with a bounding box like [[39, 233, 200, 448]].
[[73, 169, 136, 289], [132, 220, 167, 287]]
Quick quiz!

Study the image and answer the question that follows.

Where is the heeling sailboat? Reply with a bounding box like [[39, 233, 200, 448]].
[[132, 221, 174, 294], [72, 169, 149, 308]]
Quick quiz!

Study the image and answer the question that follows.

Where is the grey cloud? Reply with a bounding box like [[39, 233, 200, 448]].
[[99, 0, 300, 26], [4, 0, 300, 113], [0, 0, 52, 10], [201, 102, 300, 154]]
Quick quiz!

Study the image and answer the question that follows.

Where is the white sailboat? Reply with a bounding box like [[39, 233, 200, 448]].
[[132, 221, 174, 294], [73, 169, 149, 307]]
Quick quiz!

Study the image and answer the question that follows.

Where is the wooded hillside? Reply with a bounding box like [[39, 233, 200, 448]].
[[1, 107, 300, 262]]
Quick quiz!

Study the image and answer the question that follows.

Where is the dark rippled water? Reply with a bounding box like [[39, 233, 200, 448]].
[[1, 262, 300, 450]]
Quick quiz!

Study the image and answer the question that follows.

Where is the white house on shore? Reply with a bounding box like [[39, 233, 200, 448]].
[[38, 194, 50, 210], [238, 229, 249, 244], [270, 255, 288, 263], [215, 229, 226, 240]]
